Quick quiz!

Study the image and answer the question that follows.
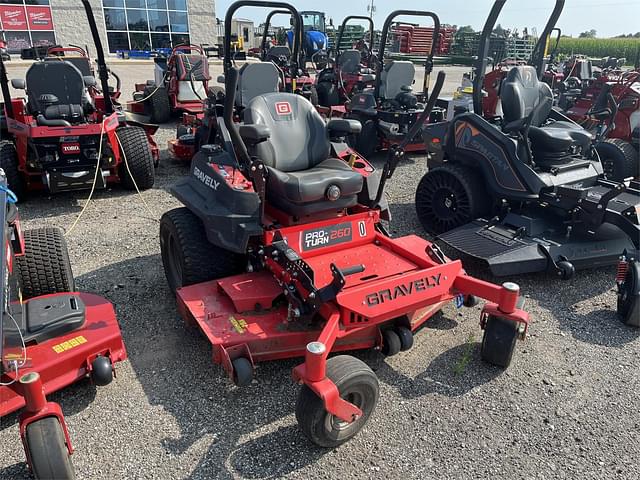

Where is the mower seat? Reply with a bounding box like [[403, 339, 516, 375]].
[[338, 50, 362, 74], [235, 62, 280, 108], [26, 60, 86, 125], [243, 93, 363, 217], [266, 45, 291, 63], [501, 66, 592, 156], [379, 61, 415, 99], [46, 56, 93, 77]]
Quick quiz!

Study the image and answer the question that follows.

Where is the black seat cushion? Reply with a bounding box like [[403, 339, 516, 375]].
[[43, 104, 84, 122], [244, 92, 363, 216], [529, 121, 593, 154]]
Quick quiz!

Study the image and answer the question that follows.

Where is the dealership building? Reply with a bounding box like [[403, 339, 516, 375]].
[[0, 0, 216, 54]]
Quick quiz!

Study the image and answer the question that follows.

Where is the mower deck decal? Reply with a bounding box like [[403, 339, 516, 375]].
[[301, 222, 352, 251], [52, 335, 88, 354]]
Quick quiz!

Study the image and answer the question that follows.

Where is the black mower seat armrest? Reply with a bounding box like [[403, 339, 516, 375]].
[[239, 124, 271, 145], [36, 114, 71, 127], [328, 118, 362, 136], [83, 76, 97, 87], [503, 118, 527, 133], [11, 78, 25, 89]]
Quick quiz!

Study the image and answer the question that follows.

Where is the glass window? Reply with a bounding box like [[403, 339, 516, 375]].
[[151, 32, 170, 48], [104, 8, 126, 30], [102, 0, 124, 7], [107, 31, 128, 52], [129, 32, 150, 50], [148, 9, 168, 31], [127, 9, 148, 30], [30, 30, 55, 46], [125, 0, 144, 7], [168, 10, 187, 32], [25, 0, 51, 5], [146, 0, 166, 9], [171, 33, 188, 46], [5, 31, 31, 54], [1, 0, 26, 4], [167, 0, 186, 11]]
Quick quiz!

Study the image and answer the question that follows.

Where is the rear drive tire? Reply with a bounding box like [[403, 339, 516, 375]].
[[159, 207, 244, 293], [26, 417, 75, 480], [480, 316, 518, 368], [145, 86, 171, 123], [116, 126, 155, 190], [415, 163, 490, 235], [595, 139, 638, 182], [0, 140, 25, 201], [617, 261, 640, 327], [296, 355, 379, 448], [16, 227, 75, 299]]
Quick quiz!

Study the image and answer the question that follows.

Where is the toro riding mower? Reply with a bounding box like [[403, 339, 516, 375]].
[[0, 0, 158, 199], [159, 0, 531, 448], [0, 173, 127, 479], [564, 70, 640, 181], [414, 0, 640, 327], [346, 10, 444, 157], [259, 8, 317, 104], [314, 15, 377, 113], [128, 44, 211, 124]]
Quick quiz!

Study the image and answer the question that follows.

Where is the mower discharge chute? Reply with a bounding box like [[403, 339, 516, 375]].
[[345, 9, 445, 157], [0, 173, 127, 479], [0, 0, 158, 199], [414, 0, 640, 326], [160, 0, 530, 449]]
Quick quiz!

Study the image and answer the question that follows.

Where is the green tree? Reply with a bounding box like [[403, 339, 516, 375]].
[[579, 29, 597, 38]]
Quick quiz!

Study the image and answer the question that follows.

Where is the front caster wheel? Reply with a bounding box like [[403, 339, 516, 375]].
[[480, 315, 518, 368], [25, 417, 75, 480], [381, 329, 401, 356], [396, 326, 414, 351], [295, 355, 379, 448], [556, 260, 575, 280], [617, 261, 639, 327], [90, 356, 113, 386], [232, 357, 253, 387]]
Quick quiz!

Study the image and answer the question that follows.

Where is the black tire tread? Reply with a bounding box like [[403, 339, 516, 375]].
[[160, 207, 243, 292], [480, 315, 518, 368], [146, 86, 171, 123], [0, 140, 25, 200], [597, 138, 638, 181], [16, 227, 75, 299], [26, 417, 75, 480], [116, 126, 155, 190]]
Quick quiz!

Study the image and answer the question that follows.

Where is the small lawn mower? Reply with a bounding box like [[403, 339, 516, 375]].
[[0, 173, 127, 479], [346, 9, 444, 157], [314, 15, 377, 112], [159, 5, 531, 447], [127, 44, 211, 124], [564, 70, 639, 181], [0, 0, 158, 199], [414, 0, 640, 327]]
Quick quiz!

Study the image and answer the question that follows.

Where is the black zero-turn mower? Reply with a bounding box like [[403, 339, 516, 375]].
[[414, 0, 640, 326], [159, 0, 532, 449], [346, 9, 444, 157]]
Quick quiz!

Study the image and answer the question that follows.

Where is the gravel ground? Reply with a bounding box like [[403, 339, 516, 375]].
[[0, 64, 639, 480]]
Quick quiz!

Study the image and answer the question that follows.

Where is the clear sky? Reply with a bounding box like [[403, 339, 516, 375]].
[[215, 0, 640, 38]]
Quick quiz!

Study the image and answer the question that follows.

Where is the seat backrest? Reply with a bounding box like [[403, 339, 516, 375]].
[[500, 66, 553, 127], [379, 60, 415, 99], [25, 60, 85, 113], [45, 56, 92, 77], [175, 53, 210, 81], [236, 62, 280, 108], [337, 49, 361, 74], [265, 45, 291, 63], [243, 92, 330, 171]]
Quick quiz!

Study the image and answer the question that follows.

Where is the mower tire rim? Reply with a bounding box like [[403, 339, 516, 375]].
[[416, 168, 473, 234], [326, 391, 364, 432]]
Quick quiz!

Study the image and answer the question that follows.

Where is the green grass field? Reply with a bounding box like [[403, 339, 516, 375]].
[[556, 37, 640, 62]]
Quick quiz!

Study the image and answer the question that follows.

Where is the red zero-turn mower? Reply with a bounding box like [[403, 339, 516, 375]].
[[314, 15, 377, 112], [259, 9, 318, 105], [0, 0, 158, 199], [159, 1, 530, 447], [0, 174, 126, 479], [346, 9, 444, 157], [415, 0, 640, 327], [128, 44, 211, 124]]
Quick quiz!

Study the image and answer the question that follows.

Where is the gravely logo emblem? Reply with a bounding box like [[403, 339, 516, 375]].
[[193, 166, 220, 190], [365, 274, 442, 306]]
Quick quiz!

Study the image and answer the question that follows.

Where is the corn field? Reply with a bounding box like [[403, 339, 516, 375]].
[[556, 37, 640, 62]]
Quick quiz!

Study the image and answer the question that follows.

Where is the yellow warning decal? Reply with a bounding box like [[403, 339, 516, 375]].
[[3, 353, 30, 361], [229, 316, 248, 334], [52, 335, 88, 354]]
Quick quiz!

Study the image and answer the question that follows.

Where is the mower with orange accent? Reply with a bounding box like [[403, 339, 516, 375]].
[[128, 44, 211, 124], [414, 0, 640, 327], [159, 0, 531, 448], [345, 9, 445, 157], [0, 173, 127, 479], [0, 0, 158, 199]]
